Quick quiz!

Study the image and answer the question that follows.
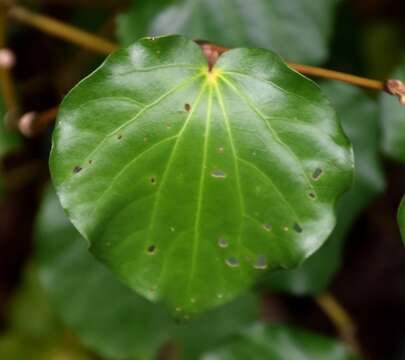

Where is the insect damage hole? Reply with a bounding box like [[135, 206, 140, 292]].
[[73, 166, 82, 174], [218, 237, 229, 248], [184, 103, 191, 112], [149, 176, 157, 185], [147, 244, 157, 255], [254, 255, 268, 270], [312, 168, 323, 180], [293, 223, 303, 233], [211, 170, 226, 179], [225, 256, 240, 268], [262, 223, 272, 232]]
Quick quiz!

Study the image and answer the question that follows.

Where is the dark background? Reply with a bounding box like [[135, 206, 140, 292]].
[[1, 0, 405, 359]]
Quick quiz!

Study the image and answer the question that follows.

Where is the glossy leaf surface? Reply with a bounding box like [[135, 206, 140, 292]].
[[201, 323, 360, 360], [117, 0, 340, 64], [36, 187, 258, 359], [266, 82, 385, 295], [50, 35, 353, 316], [380, 56, 405, 162], [36, 188, 173, 359]]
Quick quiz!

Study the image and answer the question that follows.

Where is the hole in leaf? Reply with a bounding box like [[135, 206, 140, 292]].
[[147, 245, 157, 254], [218, 146, 224, 153], [254, 255, 268, 270], [225, 256, 240, 267], [217, 293, 223, 299], [211, 170, 226, 179], [312, 168, 323, 180], [262, 223, 272, 232], [308, 192, 316, 199], [88, 160, 93, 165], [149, 176, 157, 185], [184, 103, 191, 112], [118, 135, 123, 140], [293, 223, 303, 233], [73, 166, 82, 174], [218, 237, 229, 248], [283, 226, 289, 232]]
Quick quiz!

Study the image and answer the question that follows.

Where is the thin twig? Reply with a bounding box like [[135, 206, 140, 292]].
[[8, 5, 118, 54], [316, 293, 362, 356], [289, 63, 384, 91], [7, 4, 405, 113], [0, 12, 18, 112]]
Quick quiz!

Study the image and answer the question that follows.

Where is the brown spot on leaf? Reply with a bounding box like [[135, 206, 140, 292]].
[[73, 166, 82, 174]]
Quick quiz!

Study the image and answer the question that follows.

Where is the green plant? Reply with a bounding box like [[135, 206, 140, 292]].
[[1, 1, 405, 359]]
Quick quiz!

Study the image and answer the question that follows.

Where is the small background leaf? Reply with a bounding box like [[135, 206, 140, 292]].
[[0, 265, 91, 360], [265, 81, 385, 295], [117, 0, 341, 64], [201, 322, 360, 360]]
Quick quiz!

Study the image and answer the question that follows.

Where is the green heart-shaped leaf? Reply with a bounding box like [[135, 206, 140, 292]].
[[117, 0, 341, 64], [50, 35, 353, 317], [201, 323, 360, 360]]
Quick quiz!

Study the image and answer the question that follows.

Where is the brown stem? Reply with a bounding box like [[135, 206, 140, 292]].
[[8, 5, 118, 54], [315, 293, 362, 356], [0, 12, 18, 112], [289, 63, 384, 91], [8, 5, 403, 103], [197, 41, 390, 93]]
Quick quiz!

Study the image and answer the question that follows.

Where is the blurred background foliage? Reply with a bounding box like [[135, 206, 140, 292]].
[[0, 0, 405, 359]]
